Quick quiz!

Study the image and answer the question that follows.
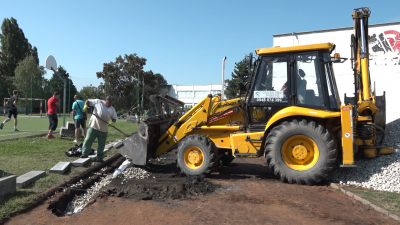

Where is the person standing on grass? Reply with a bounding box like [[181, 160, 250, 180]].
[[80, 96, 117, 163], [46, 91, 60, 139], [0, 90, 19, 131], [71, 95, 87, 143]]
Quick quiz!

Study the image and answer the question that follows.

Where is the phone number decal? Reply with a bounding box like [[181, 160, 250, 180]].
[[256, 98, 282, 102]]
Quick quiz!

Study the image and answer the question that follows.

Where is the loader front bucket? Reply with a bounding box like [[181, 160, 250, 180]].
[[113, 122, 151, 166], [114, 94, 185, 166]]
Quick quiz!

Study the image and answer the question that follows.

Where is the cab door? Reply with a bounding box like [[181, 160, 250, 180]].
[[248, 54, 290, 130], [293, 52, 327, 109]]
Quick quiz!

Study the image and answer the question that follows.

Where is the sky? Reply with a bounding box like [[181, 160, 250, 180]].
[[1, 0, 399, 91]]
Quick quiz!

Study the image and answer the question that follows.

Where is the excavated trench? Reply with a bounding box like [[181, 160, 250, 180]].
[[48, 149, 219, 216]]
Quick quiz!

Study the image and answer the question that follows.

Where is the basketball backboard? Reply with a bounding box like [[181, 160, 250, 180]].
[[45, 55, 57, 71]]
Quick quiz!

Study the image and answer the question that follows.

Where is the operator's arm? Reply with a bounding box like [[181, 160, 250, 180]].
[[86, 99, 98, 106], [55, 98, 61, 107], [111, 107, 117, 123], [71, 102, 76, 118]]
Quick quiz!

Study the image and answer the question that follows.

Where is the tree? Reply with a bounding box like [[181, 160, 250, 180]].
[[0, 51, 10, 99], [78, 85, 104, 101], [0, 17, 39, 99], [45, 66, 77, 113], [96, 54, 168, 111], [13, 55, 45, 114], [0, 17, 37, 77], [224, 59, 250, 99]]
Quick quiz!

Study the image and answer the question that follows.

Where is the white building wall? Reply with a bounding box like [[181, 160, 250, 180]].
[[161, 84, 223, 108], [273, 22, 400, 123]]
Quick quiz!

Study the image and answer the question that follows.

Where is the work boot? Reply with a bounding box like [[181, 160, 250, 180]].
[[96, 158, 104, 163], [80, 155, 88, 158], [0, 123, 3, 130]]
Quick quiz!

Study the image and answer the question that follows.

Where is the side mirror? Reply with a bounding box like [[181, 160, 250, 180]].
[[238, 82, 247, 93], [245, 52, 253, 75]]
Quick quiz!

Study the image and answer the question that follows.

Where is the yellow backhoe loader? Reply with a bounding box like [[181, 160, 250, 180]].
[[115, 7, 393, 185]]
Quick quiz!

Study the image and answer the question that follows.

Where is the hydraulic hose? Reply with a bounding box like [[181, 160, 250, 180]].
[[356, 122, 385, 146]]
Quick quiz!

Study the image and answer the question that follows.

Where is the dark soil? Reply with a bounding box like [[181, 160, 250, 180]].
[[102, 176, 217, 200], [99, 149, 219, 201]]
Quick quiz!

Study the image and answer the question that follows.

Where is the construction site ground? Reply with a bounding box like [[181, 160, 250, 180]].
[[6, 149, 398, 225]]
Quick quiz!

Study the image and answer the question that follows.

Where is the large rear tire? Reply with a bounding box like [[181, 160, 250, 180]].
[[177, 134, 217, 176], [265, 119, 337, 185]]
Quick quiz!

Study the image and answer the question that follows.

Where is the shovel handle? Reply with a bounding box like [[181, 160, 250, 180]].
[[91, 113, 130, 137]]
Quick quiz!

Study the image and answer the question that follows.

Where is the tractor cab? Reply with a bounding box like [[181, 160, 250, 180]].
[[245, 43, 343, 131]]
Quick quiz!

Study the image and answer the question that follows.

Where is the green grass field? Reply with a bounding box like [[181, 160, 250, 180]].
[[0, 119, 137, 220], [0, 115, 74, 140]]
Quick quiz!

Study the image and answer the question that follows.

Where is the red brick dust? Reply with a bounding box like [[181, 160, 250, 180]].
[[5, 154, 399, 225]]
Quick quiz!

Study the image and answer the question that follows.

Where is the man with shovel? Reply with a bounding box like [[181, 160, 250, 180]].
[[80, 96, 117, 163]]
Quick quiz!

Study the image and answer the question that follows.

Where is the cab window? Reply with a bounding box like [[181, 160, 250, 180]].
[[294, 53, 324, 107], [249, 55, 288, 105]]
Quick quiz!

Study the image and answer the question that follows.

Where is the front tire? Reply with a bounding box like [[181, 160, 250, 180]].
[[177, 135, 217, 176], [265, 119, 337, 185]]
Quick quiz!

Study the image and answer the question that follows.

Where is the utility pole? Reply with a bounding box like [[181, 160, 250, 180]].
[[141, 77, 144, 107], [137, 73, 140, 106], [68, 79, 70, 115], [222, 56, 227, 100], [31, 74, 32, 115]]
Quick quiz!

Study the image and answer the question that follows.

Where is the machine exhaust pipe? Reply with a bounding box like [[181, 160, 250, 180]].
[[221, 56, 227, 100]]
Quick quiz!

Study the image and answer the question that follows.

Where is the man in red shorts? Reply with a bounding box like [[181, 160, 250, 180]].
[[47, 91, 60, 139]]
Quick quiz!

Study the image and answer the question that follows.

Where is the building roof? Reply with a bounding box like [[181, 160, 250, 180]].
[[273, 21, 400, 37], [256, 43, 334, 55]]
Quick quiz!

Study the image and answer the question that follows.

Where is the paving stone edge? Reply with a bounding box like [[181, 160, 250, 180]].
[[330, 183, 400, 222]]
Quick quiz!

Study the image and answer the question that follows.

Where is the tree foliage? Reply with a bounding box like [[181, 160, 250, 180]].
[[224, 59, 250, 99], [14, 55, 46, 114], [0, 17, 38, 78], [78, 85, 104, 101], [0, 17, 39, 101], [96, 54, 168, 111]]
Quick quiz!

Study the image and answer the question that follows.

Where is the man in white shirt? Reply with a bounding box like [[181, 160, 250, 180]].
[[80, 96, 117, 162]]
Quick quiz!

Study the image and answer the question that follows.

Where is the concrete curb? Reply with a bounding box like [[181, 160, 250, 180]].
[[330, 183, 400, 222]]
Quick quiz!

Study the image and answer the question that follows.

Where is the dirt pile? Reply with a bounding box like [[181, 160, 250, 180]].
[[101, 176, 218, 201]]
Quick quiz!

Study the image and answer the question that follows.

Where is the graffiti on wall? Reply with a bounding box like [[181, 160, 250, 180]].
[[369, 30, 400, 66]]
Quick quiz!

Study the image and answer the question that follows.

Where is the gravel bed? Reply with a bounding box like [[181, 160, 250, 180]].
[[331, 119, 400, 192], [64, 166, 151, 214]]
